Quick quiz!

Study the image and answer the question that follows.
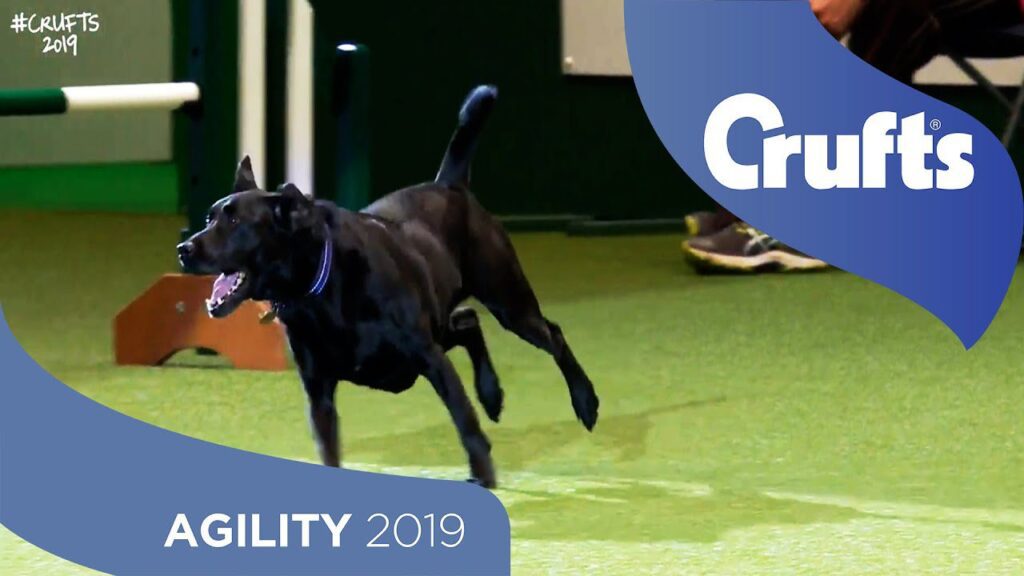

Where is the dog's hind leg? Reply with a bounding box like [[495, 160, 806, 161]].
[[463, 209, 598, 430], [504, 311, 599, 432], [443, 307, 503, 423], [470, 252, 599, 430], [420, 344, 496, 488]]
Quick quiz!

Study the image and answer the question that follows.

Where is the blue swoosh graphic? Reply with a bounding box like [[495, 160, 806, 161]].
[[0, 308, 510, 575], [626, 0, 1022, 348]]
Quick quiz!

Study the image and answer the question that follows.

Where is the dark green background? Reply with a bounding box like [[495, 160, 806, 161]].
[[311, 0, 1023, 222], [312, 0, 697, 220]]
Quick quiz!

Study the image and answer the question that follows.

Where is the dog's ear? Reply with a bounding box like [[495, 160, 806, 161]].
[[278, 182, 307, 201], [270, 183, 313, 230], [233, 156, 258, 192]]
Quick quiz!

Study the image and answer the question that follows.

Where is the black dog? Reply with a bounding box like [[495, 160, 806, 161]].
[[177, 86, 598, 487]]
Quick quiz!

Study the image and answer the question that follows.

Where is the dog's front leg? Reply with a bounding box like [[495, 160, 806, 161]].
[[302, 374, 341, 467], [421, 345, 496, 488]]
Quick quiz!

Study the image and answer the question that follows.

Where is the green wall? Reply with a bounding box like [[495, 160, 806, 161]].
[[0, 0, 172, 165], [311, 0, 704, 221], [0, 0, 176, 212], [0, 163, 177, 213]]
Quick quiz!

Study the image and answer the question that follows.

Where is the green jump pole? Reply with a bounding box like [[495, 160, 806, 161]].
[[332, 43, 370, 210], [0, 89, 66, 115], [174, 0, 239, 249]]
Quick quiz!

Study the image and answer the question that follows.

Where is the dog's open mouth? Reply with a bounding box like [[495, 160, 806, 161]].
[[206, 271, 250, 318]]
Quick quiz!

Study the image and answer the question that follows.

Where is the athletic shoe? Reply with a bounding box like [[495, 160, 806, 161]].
[[681, 223, 828, 273], [684, 210, 735, 237]]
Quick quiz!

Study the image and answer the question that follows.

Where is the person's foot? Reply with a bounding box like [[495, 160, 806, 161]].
[[684, 211, 735, 237], [684, 211, 724, 235], [682, 223, 828, 273]]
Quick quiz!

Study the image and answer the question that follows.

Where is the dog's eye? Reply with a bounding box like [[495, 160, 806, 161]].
[[222, 203, 239, 225]]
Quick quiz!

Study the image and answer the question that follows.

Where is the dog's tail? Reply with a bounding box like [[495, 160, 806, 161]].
[[435, 85, 497, 188]]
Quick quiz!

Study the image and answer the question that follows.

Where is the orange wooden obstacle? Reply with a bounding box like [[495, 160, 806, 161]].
[[114, 274, 289, 371]]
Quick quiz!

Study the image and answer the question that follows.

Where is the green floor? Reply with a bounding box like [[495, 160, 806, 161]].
[[2, 211, 1023, 575]]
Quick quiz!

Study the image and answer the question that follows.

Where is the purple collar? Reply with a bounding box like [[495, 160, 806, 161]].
[[307, 230, 332, 296], [270, 228, 331, 317]]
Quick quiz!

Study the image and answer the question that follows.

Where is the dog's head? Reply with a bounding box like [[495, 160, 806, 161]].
[[177, 156, 318, 318]]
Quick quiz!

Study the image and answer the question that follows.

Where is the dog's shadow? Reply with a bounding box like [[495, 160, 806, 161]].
[[352, 396, 726, 471], [348, 395, 880, 545]]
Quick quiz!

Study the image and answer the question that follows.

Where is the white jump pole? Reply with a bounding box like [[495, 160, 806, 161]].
[[63, 82, 201, 112]]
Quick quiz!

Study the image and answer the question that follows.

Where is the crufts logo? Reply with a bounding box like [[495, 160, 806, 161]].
[[704, 93, 975, 191]]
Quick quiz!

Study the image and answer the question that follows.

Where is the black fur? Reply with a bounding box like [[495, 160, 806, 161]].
[[177, 85, 599, 487]]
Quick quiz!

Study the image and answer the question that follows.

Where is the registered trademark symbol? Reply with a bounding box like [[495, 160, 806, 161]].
[[929, 119, 942, 131]]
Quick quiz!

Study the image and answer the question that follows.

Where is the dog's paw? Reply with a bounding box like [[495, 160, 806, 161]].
[[572, 385, 600, 432], [475, 370, 504, 423], [466, 477, 497, 490], [479, 382, 504, 423]]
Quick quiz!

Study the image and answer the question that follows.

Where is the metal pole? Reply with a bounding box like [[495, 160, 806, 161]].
[[332, 43, 370, 210]]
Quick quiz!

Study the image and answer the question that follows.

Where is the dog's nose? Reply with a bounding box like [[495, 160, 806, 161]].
[[177, 241, 195, 258], [176, 241, 195, 268]]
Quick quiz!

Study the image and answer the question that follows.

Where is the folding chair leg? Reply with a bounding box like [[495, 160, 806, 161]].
[[1003, 71, 1024, 148], [949, 53, 1014, 112]]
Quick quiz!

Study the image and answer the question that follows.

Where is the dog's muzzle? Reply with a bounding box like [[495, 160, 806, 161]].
[[176, 241, 197, 270]]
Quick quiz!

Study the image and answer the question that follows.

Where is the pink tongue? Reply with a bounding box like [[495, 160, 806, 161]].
[[211, 273, 239, 301]]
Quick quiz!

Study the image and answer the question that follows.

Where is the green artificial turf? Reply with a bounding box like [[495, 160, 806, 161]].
[[1, 211, 1023, 575]]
